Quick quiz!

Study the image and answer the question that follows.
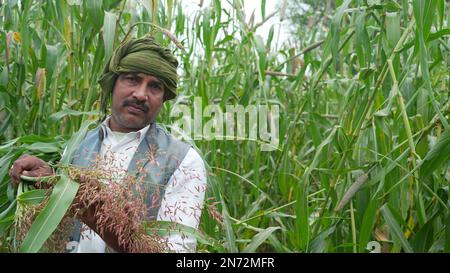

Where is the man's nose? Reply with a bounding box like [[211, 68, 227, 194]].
[[132, 82, 148, 101]]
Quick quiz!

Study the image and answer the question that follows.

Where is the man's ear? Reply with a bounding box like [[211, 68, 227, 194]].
[[112, 75, 119, 94], [163, 89, 176, 102]]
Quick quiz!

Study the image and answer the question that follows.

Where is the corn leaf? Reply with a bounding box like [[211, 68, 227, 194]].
[[19, 173, 78, 252], [381, 204, 414, 253], [242, 226, 281, 253], [420, 129, 450, 179]]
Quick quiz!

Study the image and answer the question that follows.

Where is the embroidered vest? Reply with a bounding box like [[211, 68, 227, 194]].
[[65, 122, 190, 252]]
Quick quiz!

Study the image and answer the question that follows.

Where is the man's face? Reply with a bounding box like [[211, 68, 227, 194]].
[[109, 72, 165, 132]]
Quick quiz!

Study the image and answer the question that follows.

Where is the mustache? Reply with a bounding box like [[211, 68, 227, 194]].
[[123, 99, 149, 113]]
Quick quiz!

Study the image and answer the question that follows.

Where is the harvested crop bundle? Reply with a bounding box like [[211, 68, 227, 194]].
[[14, 164, 171, 253], [14, 192, 73, 253], [69, 165, 170, 253]]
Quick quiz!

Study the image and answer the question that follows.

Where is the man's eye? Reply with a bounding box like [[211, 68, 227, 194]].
[[125, 76, 138, 83], [150, 82, 162, 90]]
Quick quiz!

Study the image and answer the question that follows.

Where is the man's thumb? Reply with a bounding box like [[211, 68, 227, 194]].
[[22, 170, 38, 177]]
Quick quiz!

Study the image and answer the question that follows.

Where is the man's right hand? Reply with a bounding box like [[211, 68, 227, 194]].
[[9, 154, 54, 186]]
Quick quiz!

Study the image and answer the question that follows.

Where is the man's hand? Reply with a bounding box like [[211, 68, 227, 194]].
[[71, 174, 101, 227], [72, 174, 127, 252], [9, 154, 54, 186], [9, 155, 127, 251]]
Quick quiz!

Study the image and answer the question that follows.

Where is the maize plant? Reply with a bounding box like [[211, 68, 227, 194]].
[[0, 0, 449, 253]]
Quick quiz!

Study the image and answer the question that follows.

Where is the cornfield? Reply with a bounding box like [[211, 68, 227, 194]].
[[0, 0, 449, 253]]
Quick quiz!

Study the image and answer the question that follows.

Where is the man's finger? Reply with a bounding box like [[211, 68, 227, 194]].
[[19, 156, 44, 169], [10, 157, 34, 182], [9, 155, 49, 185], [22, 169, 41, 177], [9, 166, 18, 185], [9, 163, 24, 184], [23, 167, 53, 177]]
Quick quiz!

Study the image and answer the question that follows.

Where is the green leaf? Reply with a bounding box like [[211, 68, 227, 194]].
[[0, 139, 19, 152], [412, 0, 448, 130], [103, 11, 117, 61], [19, 173, 79, 253], [411, 220, 434, 252], [421, 0, 437, 40], [0, 200, 16, 221], [330, 0, 351, 63], [45, 44, 60, 80], [266, 25, 274, 50], [253, 35, 267, 78], [139, 0, 151, 16], [6, 183, 15, 202], [18, 135, 59, 144], [261, 0, 266, 19], [381, 204, 414, 253], [0, 154, 13, 183], [220, 72, 237, 108], [60, 119, 96, 165], [385, 12, 400, 51], [445, 214, 450, 252], [16, 189, 48, 205], [426, 28, 450, 41], [222, 203, 238, 252], [50, 108, 99, 121], [355, 11, 370, 67], [145, 221, 219, 247], [0, 214, 14, 236], [25, 142, 60, 154], [420, 129, 450, 179], [86, 0, 104, 30], [202, 8, 212, 63], [18, 119, 94, 252], [437, 0, 444, 28], [242, 226, 281, 253], [310, 226, 336, 253], [358, 199, 380, 252], [383, 0, 402, 12], [0, 66, 8, 87], [297, 126, 338, 250], [397, 29, 450, 53]]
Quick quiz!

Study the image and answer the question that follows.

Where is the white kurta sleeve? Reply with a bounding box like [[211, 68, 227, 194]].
[[156, 148, 207, 253]]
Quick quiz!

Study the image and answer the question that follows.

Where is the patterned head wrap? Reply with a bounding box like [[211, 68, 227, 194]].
[[99, 36, 178, 113]]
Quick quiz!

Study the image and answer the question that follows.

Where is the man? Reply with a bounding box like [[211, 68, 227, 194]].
[[9, 36, 207, 253]]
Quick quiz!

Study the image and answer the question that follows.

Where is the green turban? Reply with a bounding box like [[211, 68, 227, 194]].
[[98, 36, 179, 113]]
